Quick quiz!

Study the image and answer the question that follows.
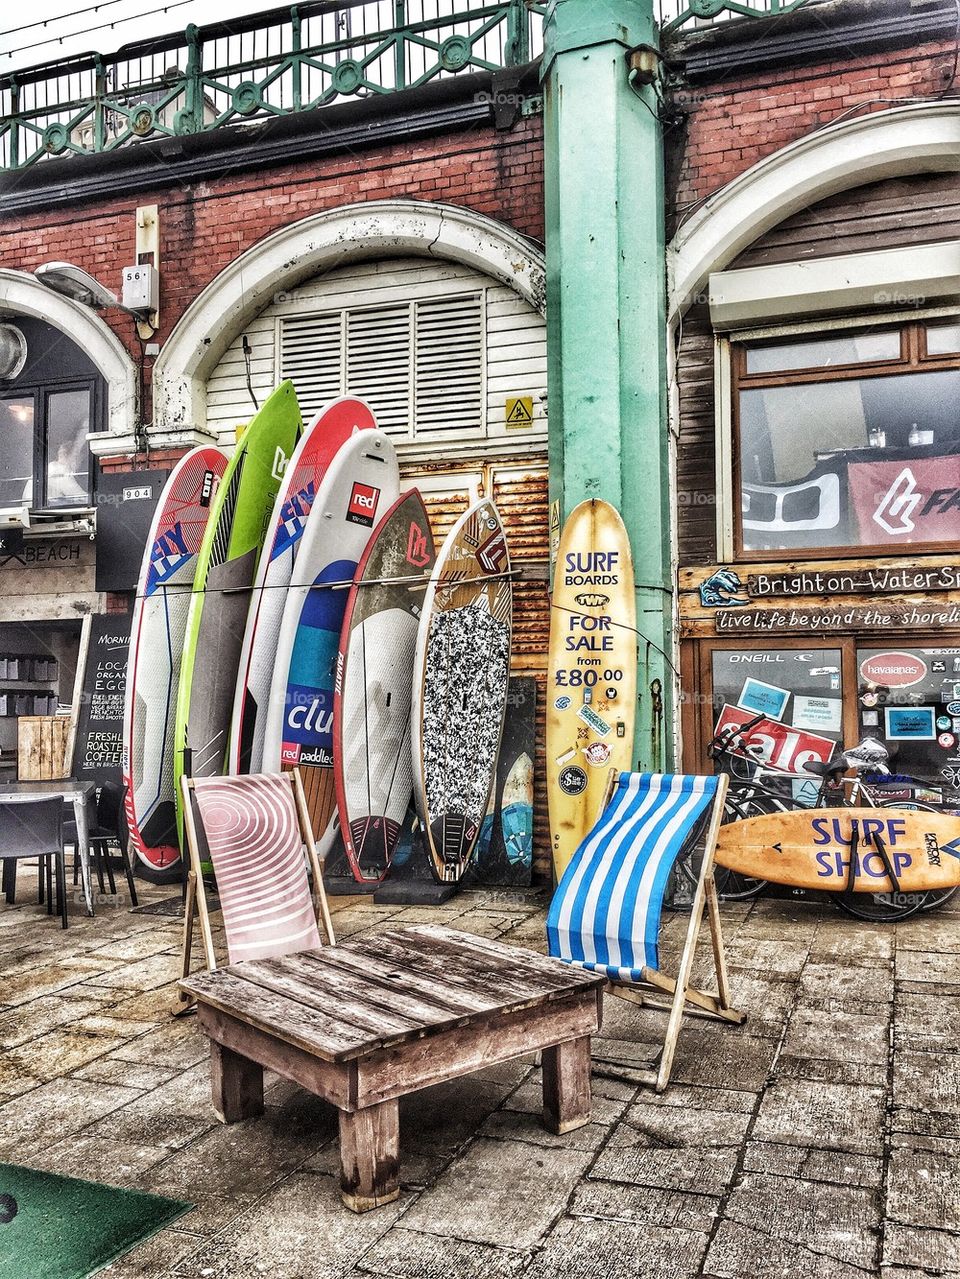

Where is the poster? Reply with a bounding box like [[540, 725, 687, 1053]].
[[849, 455, 960, 545], [741, 458, 848, 551], [884, 706, 936, 741], [793, 694, 842, 733], [737, 677, 789, 721], [714, 703, 836, 774], [74, 613, 131, 785]]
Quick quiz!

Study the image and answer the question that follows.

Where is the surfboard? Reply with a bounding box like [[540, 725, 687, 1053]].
[[547, 500, 637, 882], [412, 499, 513, 884], [716, 807, 960, 893], [228, 397, 376, 776], [333, 489, 436, 883], [262, 429, 399, 842], [174, 381, 301, 845], [466, 676, 536, 887], [122, 447, 228, 874]]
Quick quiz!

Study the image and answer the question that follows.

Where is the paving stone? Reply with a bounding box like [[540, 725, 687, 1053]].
[[82, 951, 181, 992], [0, 1076, 142, 1157], [895, 914, 960, 953], [669, 1029, 777, 1092], [894, 990, 960, 1051], [752, 1078, 886, 1155], [781, 1005, 889, 1066], [568, 1180, 719, 1232], [523, 1215, 709, 1279], [503, 1075, 630, 1126], [798, 960, 894, 1010], [724, 1171, 880, 1268], [809, 923, 894, 967], [895, 949, 960, 986], [105, 1019, 209, 1070], [742, 1140, 884, 1188], [171, 1172, 405, 1278], [82, 1062, 220, 1152], [399, 1137, 592, 1250], [93, 1227, 204, 1277], [589, 1093, 751, 1197], [22, 1132, 171, 1186], [714, 974, 795, 1036], [400, 1076, 516, 1158], [357, 1227, 527, 1279], [706, 1218, 875, 1279], [4, 1026, 118, 1082], [478, 1106, 610, 1151], [70, 1056, 181, 1090], [774, 1054, 888, 1088], [892, 1051, 960, 1136], [887, 1138, 960, 1231], [883, 1222, 960, 1273]]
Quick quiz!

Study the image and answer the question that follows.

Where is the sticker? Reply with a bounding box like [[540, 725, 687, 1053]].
[[860, 691, 879, 708], [859, 652, 927, 688], [554, 695, 572, 711], [948, 701, 960, 715], [505, 396, 534, 428], [605, 687, 618, 700], [200, 469, 216, 506], [558, 765, 588, 796], [830, 675, 841, 690], [916, 787, 943, 803], [583, 688, 592, 705], [577, 704, 611, 737], [737, 677, 789, 721], [616, 722, 626, 737], [793, 694, 842, 734], [884, 706, 936, 740], [953, 719, 960, 733], [713, 704, 835, 773], [941, 766, 960, 786], [938, 716, 952, 731], [582, 741, 611, 767], [577, 727, 589, 741], [940, 732, 956, 749], [790, 778, 820, 808], [861, 709, 879, 727], [933, 661, 947, 673], [347, 482, 380, 527], [555, 747, 576, 765], [575, 592, 610, 609], [405, 521, 431, 568]]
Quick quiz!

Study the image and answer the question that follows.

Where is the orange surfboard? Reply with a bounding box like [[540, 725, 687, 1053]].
[[547, 500, 637, 881], [716, 808, 960, 893]]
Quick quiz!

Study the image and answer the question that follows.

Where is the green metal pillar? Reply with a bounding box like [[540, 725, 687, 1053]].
[[543, 0, 673, 771]]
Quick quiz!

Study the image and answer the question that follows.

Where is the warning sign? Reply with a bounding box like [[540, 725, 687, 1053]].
[[505, 396, 534, 428]]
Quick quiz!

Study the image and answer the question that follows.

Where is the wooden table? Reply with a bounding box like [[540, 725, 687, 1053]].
[[181, 924, 606, 1212], [0, 778, 97, 917]]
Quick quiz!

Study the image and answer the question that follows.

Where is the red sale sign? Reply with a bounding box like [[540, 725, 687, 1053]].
[[714, 704, 837, 774], [848, 455, 960, 545]]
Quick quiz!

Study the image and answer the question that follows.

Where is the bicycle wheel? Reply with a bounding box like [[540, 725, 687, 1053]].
[[677, 791, 771, 902], [833, 801, 939, 923]]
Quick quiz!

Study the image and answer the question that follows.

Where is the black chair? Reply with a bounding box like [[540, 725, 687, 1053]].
[[67, 783, 139, 907], [0, 797, 68, 928]]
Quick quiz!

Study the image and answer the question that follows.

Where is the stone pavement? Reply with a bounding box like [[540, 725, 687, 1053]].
[[0, 876, 956, 1278]]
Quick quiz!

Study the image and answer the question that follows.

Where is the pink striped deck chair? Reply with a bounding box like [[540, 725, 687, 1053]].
[[178, 770, 335, 1001]]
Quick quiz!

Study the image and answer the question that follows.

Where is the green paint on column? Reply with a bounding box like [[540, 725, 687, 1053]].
[[543, 0, 674, 771]]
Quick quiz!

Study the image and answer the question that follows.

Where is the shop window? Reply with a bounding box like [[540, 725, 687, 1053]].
[[733, 319, 960, 557], [280, 291, 485, 441], [710, 647, 845, 803], [0, 384, 93, 510]]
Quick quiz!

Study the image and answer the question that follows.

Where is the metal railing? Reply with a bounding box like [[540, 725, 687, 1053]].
[[0, 1, 548, 170], [0, 0, 819, 171]]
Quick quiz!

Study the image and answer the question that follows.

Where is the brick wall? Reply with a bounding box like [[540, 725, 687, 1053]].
[[0, 115, 544, 407], [670, 38, 957, 221]]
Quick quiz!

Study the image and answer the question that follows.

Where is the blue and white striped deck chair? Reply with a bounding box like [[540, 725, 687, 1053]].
[[547, 771, 745, 1092]]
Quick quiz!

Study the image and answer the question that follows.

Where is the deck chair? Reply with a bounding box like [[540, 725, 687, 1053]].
[[547, 771, 745, 1092], [178, 770, 336, 1008]]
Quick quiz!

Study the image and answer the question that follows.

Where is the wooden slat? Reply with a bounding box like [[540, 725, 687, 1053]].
[[401, 925, 603, 991], [369, 927, 581, 997], [295, 948, 483, 1022]]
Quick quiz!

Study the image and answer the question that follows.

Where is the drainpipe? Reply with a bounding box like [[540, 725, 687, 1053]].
[[542, 0, 674, 771]]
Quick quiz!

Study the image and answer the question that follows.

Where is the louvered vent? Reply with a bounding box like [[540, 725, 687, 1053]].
[[279, 292, 485, 441]]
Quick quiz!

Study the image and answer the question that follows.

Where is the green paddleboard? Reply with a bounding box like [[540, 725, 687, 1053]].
[[173, 381, 301, 851]]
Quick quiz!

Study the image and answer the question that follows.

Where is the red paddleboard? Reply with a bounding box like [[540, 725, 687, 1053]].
[[334, 490, 436, 883]]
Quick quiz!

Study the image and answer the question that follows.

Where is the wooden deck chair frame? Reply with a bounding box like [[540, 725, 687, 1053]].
[[594, 769, 746, 1093], [176, 768, 335, 1011]]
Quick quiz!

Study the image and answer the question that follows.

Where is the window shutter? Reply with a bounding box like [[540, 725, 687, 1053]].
[[414, 293, 484, 435], [345, 303, 412, 436], [279, 313, 342, 421]]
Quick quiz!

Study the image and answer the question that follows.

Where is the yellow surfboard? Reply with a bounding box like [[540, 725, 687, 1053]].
[[547, 500, 637, 881], [716, 808, 960, 893]]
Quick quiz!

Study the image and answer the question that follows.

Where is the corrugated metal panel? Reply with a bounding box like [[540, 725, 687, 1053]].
[[204, 257, 546, 458]]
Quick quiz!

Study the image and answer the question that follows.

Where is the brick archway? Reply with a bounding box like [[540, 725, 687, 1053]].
[[153, 200, 545, 432]]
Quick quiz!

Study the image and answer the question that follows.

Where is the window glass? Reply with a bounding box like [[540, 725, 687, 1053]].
[[45, 388, 91, 506], [710, 649, 843, 802], [744, 332, 900, 375], [739, 368, 960, 551], [0, 397, 35, 508], [856, 647, 960, 800], [927, 324, 960, 357]]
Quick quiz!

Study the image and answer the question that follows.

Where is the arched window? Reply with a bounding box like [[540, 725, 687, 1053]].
[[0, 316, 105, 510]]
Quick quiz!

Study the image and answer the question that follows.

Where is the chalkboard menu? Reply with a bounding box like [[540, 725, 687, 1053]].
[[74, 613, 130, 785]]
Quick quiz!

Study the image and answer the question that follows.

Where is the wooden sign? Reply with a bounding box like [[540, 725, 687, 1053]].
[[716, 807, 960, 893]]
